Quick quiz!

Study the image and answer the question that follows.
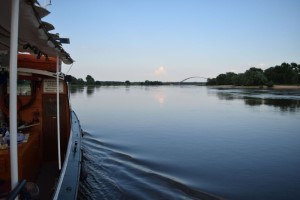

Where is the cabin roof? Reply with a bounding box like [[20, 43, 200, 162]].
[[0, 0, 73, 64]]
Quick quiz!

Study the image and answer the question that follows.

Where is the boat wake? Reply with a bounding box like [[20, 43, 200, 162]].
[[78, 132, 222, 200]]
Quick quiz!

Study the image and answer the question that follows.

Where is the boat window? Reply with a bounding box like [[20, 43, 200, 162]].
[[7, 80, 32, 96], [17, 80, 32, 96]]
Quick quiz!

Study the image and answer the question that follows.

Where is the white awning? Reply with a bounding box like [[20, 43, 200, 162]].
[[0, 0, 73, 64]]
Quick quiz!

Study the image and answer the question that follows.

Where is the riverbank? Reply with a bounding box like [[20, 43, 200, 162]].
[[208, 85, 300, 90], [273, 85, 300, 89]]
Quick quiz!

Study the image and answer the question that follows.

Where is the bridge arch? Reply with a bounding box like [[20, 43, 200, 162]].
[[180, 76, 208, 83]]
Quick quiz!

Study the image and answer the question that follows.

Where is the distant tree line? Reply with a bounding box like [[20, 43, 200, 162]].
[[207, 63, 300, 86], [142, 80, 163, 85], [69, 75, 164, 86]]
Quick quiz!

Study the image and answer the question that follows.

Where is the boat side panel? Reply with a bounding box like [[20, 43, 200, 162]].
[[53, 111, 82, 200]]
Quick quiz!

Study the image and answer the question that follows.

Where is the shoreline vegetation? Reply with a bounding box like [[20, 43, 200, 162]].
[[208, 85, 300, 90], [69, 75, 207, 86], [206, 62, 300, 88], [69, 62, 300, 89]]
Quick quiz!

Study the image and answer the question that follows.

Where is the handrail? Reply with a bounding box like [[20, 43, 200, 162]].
[[52, 111, 75, 200], [6, 179, 26, 200]]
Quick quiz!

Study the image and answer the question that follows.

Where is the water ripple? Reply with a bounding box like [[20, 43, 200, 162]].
[[78, 133, 222, 200]]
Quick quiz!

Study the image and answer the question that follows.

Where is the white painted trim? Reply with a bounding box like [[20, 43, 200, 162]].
[[0, 67, 65, 79], [9, 0, 20, 190], [56, 55, 61, 170]]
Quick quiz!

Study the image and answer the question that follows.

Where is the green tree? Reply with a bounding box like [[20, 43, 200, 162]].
[[77, 78, 85, 85], [232, 73, 245, 86], [95, 81, 102, 85], [69, 75, 78, 84], [243, 67, 267, 86], [207, 78, 216, 85], [290, 63, 300, 84], [215, 74, 227, 85], [224, 72, 238, 85], [207, 62, 299, 86], [86, 75, 95, 85], [264, 63, 298, 84]]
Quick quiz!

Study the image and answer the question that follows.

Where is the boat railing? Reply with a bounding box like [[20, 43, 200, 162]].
[[6, 179, 26, 200]]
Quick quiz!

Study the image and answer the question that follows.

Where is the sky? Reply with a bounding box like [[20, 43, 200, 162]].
[[44, 0, 300, 82]]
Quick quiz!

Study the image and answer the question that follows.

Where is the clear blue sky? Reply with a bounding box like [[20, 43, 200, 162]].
[[45, 0, 300, 82]]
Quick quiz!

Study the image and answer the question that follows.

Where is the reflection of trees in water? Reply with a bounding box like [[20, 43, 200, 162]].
[[215, 92, 236, 101], [244, 98, 263, 106], [216, 91, 300, 112], [86, 85, 95, 96], [70, 86, 85, 94], [263, 99, 300, 112]]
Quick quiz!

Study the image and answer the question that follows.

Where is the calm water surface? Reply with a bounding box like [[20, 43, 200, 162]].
[[73, 86, 300, 200]]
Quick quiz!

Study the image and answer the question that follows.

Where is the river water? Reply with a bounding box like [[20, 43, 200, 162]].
[[72, 86, 300, 200]]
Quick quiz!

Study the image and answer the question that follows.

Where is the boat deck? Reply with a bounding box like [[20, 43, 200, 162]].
[[36, 162, 59, 200]]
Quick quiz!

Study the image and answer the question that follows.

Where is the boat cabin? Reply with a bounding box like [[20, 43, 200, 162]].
[[0, 54, 71, 198]]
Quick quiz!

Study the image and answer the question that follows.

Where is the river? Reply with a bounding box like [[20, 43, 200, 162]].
[[72, 86, 300, 200]]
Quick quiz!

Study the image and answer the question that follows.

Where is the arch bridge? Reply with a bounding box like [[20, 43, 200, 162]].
[[180, 76, 208, 83]]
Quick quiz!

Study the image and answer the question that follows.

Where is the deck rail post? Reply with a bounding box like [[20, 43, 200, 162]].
[[9, 0, 20, 190], [56, 55, 61, 170]]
